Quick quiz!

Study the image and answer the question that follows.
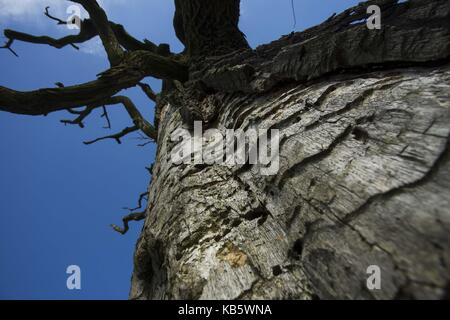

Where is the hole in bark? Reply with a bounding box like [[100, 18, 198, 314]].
[[231, 218, 242, 228], [367, 114, 375, 123], [242, 206, 270, 225], [267, 187, 278, 197], [352, 127, 369, 143], [194, 163, 209, 171], [272, 265, 282, 276], [291, 238, 304, 259]]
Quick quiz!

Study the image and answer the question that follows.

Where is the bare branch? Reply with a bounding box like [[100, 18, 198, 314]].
[[123, 192, 148, 212], [60, 93, 156, 144], [61, 106, 95, 128], [145, 163, 154, 176], [105, 95, 158, 140], [138, 82, 157, 102], [138, 141, 153, 147], [3, 2, 128, 64], [101, 105, 112, 129], [0, 49, 187, 116], [83, 125, 138, 145], [110, 22, 158, 52], [2, 27, 94, 52], [134, 132, 154, 147], [3, 19, 161, 54], [44, 6, 68, 25], [0, 38, 18, 57], [71, 0, 124, 65], [111, 211, 146, 235]]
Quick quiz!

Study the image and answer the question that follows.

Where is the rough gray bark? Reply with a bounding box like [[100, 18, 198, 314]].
[[130, 0, 450, 299]]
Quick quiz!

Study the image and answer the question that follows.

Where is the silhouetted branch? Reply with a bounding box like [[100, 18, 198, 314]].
[[138, 82, 157, 102], [61, 106, 96, 128], [83, 125, 138, 145], [59, 95, 156, 144], [101, 105, 112, 129], [133, 132, 154, 147], [2, 27, 92, 52], [44, 6, 68, 25], [123, 192, 149, 212], [103, 96, 158, 140], [71, 0, 124, 65], [0, 50, 187, 116], [0, 38, 18, 57], [111, 211, 146, 235]]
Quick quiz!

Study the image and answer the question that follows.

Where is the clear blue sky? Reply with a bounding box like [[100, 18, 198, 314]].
[[0, 0, 360, 299]]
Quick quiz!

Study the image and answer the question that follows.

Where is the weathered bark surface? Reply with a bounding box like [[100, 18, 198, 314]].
[[129, 0, 450, 300]]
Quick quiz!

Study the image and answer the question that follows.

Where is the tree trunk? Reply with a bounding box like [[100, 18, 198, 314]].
[[130, 0, 450, 299]]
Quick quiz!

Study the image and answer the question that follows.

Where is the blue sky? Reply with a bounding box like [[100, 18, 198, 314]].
[[0, 0, 360, 299]]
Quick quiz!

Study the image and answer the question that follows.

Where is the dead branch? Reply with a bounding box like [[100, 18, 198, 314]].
[[3, 19, 160, 54], [61, 106, 96, 128], [3, 27, 93, 51], [138, 82, 157, 102], [0, 1, 187, 117], [0, 38, 18, 57], [101, 106, 112, 129], [60, 95, 156, 144], [134, 132, 154, 147], [44, 6, 68, 25], [123, 192, 149, 212], [96, 96, 157, 140], [0, 51, 187, 116], [83, 125, 138, 145], [111, 211, 147, 235], [71, 0, 124, 65]]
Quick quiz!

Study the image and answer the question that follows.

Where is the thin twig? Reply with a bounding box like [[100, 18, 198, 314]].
[[44, 6, 68, 25], [291, 0, 297, 30], [61, 106, 95, 128], [101, 105, 112, 129], [123, 192, 149, 212], [83, 125, 139, 145], [0, 39, 18, 57]]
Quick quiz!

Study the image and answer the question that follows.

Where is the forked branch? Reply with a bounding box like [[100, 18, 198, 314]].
[[0, 38, 18, 57], [59, 94, 157, 144], [123, 192, 149, 212], [61, 106, 96, 128], [44, 6, 69, 25], [0, 50, 187, 116]]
